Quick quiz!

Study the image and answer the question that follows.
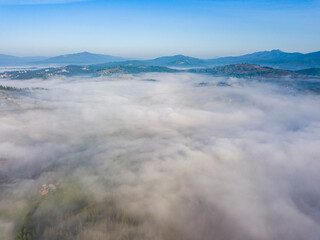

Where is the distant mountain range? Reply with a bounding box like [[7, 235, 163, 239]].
[[36, 52, 126, 65], [126, 50, 320, 70], [205, 50, 320, 70], [1, 50, 320, 70], [89, 55, 207, 68], [0, 54, 47, 66], [0, 52, 126, 66]]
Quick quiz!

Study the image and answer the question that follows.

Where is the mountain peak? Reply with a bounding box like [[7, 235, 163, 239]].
[[74, 51, 95, 55], [270, 49, 283, 53], [173, 54, 188, 58]]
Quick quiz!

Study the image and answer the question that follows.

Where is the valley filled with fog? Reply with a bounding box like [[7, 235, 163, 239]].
[[1, 73, 320, 240]]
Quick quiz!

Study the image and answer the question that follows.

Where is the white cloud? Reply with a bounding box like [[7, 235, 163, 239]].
[[1, 73, 320, 239]]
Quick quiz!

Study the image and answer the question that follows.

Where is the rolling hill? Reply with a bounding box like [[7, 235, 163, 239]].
[[0, 63, 308, 80], [189, 63, 301, 78], [296, 68, 320, 76]]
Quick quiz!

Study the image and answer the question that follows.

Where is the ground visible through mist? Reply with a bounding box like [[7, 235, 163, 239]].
[[1, 73, 320, 240]]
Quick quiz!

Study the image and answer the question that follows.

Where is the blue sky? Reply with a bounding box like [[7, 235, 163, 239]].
[[0, 0, 319, 58]]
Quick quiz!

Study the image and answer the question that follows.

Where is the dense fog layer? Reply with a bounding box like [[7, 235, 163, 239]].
[[1, 73, 320, 240]]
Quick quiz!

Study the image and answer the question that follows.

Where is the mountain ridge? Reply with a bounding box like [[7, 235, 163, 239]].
[[206, 50, 320, 70], [37, 51, 126, 65], [1, 50, 320, 70]]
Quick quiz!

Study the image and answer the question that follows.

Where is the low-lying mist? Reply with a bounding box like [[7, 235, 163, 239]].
[[1, 73, 320, 240]]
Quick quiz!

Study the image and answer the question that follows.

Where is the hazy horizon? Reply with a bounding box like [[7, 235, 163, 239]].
[[1, 48, 320, 60], [0, 0, 319, 58]]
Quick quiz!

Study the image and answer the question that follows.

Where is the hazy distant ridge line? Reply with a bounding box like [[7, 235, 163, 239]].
[[1, 49, 320, 70]]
